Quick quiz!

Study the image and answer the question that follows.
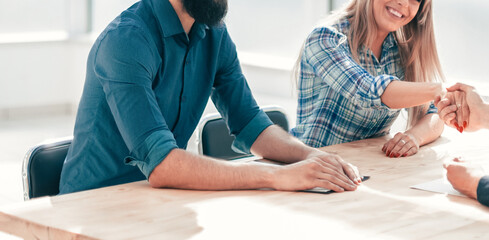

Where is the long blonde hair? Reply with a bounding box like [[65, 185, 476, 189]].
[[295, 0, 444, 128]]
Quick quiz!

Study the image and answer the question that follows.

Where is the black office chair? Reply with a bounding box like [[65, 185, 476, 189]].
[[22, 137, 72, 200], [197, 106, 289, 160]]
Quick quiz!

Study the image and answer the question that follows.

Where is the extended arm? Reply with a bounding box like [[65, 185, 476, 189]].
[[305, 28, 444, 111], [381, 81, 445, 109]]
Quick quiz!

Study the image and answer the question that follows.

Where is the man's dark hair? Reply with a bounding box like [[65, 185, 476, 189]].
[[182, 0, 228, 26]]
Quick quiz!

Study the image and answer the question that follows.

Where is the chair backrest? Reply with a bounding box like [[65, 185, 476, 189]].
[[22, 137, 72, 200], [197, 106, 289, 160]]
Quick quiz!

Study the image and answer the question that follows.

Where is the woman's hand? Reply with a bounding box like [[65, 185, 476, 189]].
[[382, 132, 420, 158], [436, 90, 470, 132], [446, 83, 489, 132]]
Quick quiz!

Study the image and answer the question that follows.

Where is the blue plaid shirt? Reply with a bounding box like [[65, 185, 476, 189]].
[[291, 19, 437, 148]]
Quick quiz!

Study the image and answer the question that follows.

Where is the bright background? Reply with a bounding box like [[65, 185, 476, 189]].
[[1, 3, 488, 236], [1, 0, 488, 120]]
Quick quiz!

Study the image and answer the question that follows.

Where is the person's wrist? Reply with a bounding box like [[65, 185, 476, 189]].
[[266, 164, 285, 190], [470, 176, 483, 200], [430, 83, 445, 101], [304, 147, 329, 160], [483, 104, 489, 129], [404, 131, 421, 147]]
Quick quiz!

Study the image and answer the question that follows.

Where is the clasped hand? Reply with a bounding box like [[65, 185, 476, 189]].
[[435, 83, 486, 132]]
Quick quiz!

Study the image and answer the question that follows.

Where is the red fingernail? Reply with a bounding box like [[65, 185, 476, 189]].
[[463, 121, 467, 128], [454, 122, 460, 128], [403, 153, 407, 157], [458, 127, 463, 133]]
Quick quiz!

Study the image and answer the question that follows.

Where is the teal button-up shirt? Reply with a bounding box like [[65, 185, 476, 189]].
[[59, 0, 272, 194]]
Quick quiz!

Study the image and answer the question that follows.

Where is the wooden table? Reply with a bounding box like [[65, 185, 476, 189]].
[[1, 129, 489, 240]]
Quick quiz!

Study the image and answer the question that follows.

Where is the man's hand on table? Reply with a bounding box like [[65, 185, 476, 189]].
[[444, 157, 484, 200], [270, 150, 361, 192]]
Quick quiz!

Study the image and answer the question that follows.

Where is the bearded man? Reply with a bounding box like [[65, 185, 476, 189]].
[[59, 0, 361, 194]]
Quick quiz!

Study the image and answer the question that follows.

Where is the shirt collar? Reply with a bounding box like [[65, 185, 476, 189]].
[[144, 0, 208, 39], [192, 23, 209, 40], [383, 32, 397, 49]]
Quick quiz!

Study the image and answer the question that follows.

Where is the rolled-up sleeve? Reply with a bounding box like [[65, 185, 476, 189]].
[[211, 28, 273, 154], [124, 130, 178, 178], [304, 28, 399, 109], [231, 111, 272, 154], [93, 26, 178, 178]]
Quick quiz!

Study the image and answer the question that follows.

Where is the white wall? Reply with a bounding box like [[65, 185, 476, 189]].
[[0, 40, 91, 119], [1, 0, 489, 120], [0, 0, 66, 33], [433, 0, 489, 84]]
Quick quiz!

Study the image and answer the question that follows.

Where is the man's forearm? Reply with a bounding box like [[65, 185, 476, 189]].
[[250, 125, 316, 164], [482, 104, 489, 129], [148, 149, 278, 190], [381, 81, 443, 109]]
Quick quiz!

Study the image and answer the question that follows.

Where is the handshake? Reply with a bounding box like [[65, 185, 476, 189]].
[[435, 83, 489, 133], [436, 83, 489, 202]]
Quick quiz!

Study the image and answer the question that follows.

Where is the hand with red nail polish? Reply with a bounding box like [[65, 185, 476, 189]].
[[436, 92, 461, 130], [440, 83, 489, 132], [382, 132, 420, 158]]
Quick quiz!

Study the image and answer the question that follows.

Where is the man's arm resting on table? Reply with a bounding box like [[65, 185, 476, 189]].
[[250, 125, 333, 164], [148, 149, 275, 190], [249, 125, 362, 187], [148, 126, 360, 192]]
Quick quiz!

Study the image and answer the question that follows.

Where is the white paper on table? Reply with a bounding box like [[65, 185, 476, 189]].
[[410, 178, 466, 197]]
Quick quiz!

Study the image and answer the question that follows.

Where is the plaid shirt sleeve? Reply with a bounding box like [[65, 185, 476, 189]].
[[303, 27, 400, 109], [426, 101, 438, 114]]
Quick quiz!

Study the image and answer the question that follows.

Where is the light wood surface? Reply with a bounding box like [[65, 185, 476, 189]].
[[1, 128, 489, 240]]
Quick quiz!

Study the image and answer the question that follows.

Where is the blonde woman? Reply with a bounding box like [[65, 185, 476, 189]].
[[291, 0, 445, 158]]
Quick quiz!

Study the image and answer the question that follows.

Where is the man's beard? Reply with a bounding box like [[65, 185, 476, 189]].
[[182, 0, 228, 26]]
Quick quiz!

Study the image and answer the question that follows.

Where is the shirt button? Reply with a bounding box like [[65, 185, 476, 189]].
[[377, 68, 382, 73]]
